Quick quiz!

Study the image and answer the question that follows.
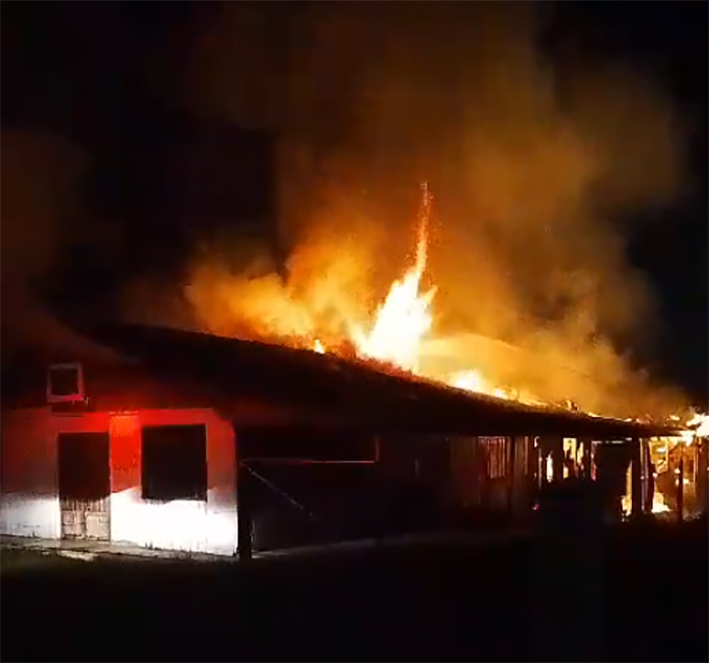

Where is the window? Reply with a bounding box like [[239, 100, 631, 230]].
[[47, 362, 85, 403], [141, 424, 208, 502]]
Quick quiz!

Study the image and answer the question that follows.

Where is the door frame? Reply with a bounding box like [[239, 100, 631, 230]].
[[57, 430, 112, 541]]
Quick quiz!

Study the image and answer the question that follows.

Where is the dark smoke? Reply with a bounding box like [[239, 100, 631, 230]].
[[0, 130, 119, 362]]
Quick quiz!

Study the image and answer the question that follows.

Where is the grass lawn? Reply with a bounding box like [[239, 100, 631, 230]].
[[1, 518, 706, 662], [0, 548, 80, 575]]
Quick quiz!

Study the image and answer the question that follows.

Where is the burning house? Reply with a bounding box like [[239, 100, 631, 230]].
[[3, 165, 707, 557], [2, 319, 702, 560], [3, 180, 707, 558], [3, 135, 706, 556]]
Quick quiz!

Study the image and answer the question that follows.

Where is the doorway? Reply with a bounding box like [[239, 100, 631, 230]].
[[57, 432, 111, 541]]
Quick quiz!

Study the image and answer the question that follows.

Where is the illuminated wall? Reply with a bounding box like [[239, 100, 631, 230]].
[[1, 407, 61, 538], [0, 407, 238, 556]]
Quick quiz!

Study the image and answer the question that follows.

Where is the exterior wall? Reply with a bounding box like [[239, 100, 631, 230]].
[[108, 409, 236, 555], [450, 436, 534, 515], [0, 408, 60, 538], [1, 407, 238, 555]]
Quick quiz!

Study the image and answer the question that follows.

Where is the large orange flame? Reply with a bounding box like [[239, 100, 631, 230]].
[[352, 183, 436, 372], [330, 184, 525, 403], [200, 182, 702, 433]]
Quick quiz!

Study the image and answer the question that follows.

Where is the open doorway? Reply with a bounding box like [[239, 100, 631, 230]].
[[57, 432, 111, 541]]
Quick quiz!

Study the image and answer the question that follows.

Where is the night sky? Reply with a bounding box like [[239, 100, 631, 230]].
[[2, 2, 707, 405]]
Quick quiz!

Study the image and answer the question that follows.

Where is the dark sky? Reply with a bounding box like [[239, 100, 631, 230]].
[[1, 1, 707, 404]]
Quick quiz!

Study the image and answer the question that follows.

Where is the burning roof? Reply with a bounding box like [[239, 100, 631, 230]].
[[176, 183, 694, 425], [71, 320, 682, 440]]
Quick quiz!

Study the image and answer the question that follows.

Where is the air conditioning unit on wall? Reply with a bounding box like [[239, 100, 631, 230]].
[[46, 362, 86, 404]]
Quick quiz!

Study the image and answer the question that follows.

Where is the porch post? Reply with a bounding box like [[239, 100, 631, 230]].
[[552, 436, 564, 483], [580, 437, 592, 480], [697, 438, 709, 516], [631, 436, 644, 518], [235, 429, 254, 561], [507, 435, 516, 514]]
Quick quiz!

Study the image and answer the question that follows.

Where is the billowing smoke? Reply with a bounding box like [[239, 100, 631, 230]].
[[0, 130, 119, 362], [143, 4, 691, 417]]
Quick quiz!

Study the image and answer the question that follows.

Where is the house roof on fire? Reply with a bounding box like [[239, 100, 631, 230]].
[[56, 320, 679, 441]]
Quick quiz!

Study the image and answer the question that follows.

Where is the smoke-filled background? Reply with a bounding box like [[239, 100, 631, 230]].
[[177, 3, 697, 416], [2, 3, 707, 416]]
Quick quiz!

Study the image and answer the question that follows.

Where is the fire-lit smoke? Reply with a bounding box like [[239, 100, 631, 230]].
[[134, 4, 692, 417]]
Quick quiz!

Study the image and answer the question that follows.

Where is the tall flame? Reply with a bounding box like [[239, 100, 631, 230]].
[[201, 181, 705, 430], [352, 183, 437, 372]]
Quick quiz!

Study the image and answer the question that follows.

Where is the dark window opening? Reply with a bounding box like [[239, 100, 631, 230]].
[[141, 424, 208, 502], [48, 364, 82, 398]]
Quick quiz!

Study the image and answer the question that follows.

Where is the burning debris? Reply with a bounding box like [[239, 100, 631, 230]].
[[617, 413, 709, 519]]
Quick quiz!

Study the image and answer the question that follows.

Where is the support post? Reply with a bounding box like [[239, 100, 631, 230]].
[[529, 436, 540, 492], [676, 452, 684, 523], [513, 435, 532, 514], [643, 439, 651, 513], [580, 437, 592, 480], [631, 436, 644, 518], [237, 460, 254, 561], [697, 438, 709, 516], [508, 435, 517, 514], [552, 436, 564, 483]]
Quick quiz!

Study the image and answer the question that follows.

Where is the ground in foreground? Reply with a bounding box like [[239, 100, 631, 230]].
[[1, 518, 706, 662]]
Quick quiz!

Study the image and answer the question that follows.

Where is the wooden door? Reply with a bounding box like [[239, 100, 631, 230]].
[[57, 432, 111, 541]]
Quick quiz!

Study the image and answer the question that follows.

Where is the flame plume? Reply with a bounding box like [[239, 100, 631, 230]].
[[353, 183, 436, 372]]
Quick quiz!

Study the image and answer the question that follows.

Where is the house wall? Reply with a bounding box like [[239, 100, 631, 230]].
[[1, 408, 60, 538], [1, 407, 238, 555], [449, 436, 534, 514]]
